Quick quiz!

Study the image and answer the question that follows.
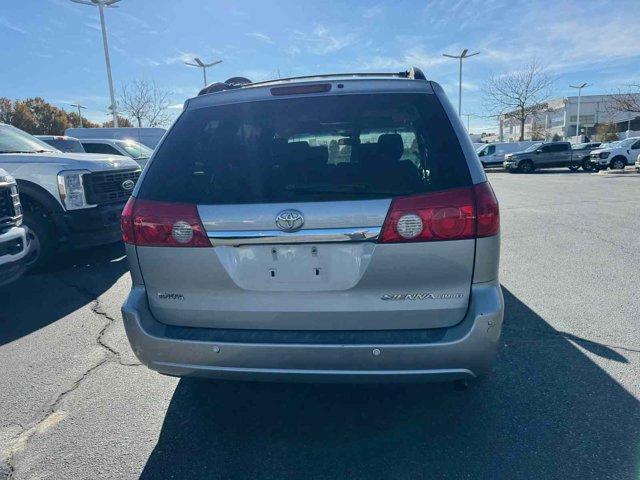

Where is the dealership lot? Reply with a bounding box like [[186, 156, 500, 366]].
[[1, 170, 639, 480]]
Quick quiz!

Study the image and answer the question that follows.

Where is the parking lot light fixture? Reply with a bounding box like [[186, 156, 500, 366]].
[[185, 58, 223, 87], [69, 103, 87, 128], [443, 49, 480, 116], [570, 83, 589, 142], [70, 0, 121, 128]]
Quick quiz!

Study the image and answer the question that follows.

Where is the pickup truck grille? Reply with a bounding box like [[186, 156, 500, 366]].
[[0, 183, 21, 228], [84, 169, 141, 205]]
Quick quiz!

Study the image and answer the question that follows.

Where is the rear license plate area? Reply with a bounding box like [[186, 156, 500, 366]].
[[266, 245, 325, 283]]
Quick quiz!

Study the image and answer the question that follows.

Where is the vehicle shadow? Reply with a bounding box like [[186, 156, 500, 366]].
[[0, 242, 127, 346], [139, 287, 640, 479]]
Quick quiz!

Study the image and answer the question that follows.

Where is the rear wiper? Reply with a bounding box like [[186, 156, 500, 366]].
[[0, 150, 37, 154]]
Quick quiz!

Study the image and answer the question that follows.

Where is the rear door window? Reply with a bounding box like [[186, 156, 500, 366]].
[[139, 93, 472, 205], [551, 143, 569, 152], [45, 139, 85, 153], [82, 142, 122, 155]]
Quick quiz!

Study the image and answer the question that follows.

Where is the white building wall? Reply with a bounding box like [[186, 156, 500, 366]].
[[500, 94, 638, 141]]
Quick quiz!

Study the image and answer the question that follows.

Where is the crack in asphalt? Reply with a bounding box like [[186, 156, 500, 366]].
[[1, 274, 141, 480], [55, 275, 142, 368]]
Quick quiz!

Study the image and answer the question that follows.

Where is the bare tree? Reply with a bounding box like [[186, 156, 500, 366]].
[[119, 80, 172, 128], [608, 84, 640, 116], [596, 122, 619, 142], [483, 59, 554, 141], [530, 120, 547, 141]]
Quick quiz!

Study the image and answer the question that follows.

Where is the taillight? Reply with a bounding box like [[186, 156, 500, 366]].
[[121, 197, 135, 244], [473, 181, 500, 237], [120, 197, 211, 247], [378, 183, 499, 243]]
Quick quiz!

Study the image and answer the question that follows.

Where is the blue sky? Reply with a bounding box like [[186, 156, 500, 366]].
[[1, 0, 639, 132]]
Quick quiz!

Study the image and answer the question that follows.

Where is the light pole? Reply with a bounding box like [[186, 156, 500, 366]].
[[70, 0, 120, 127], [185, 58, 222, 87], [443, 49, 480, 116], [462, 113, 472, 132], [569, 82, 589, 142], [69, 103, 87, 128]]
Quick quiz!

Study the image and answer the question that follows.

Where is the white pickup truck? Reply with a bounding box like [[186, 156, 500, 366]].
[[589, 137, 640, 171], [0, 168, 30, 286], [0, 123, 141, 269]]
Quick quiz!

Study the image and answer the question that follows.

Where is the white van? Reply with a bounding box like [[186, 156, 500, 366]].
[[65, 127, 166, 149], [476, 141, 541, 167]]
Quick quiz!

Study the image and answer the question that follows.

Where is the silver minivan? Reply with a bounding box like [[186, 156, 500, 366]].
[[121, 69, 504, 383]]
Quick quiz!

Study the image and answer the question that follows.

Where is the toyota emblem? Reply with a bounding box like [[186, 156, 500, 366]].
[[275, 209, 304, 232]]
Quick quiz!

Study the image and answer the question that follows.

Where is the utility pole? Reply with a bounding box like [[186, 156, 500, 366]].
[[569, 83, 589, 142], [185, 58, 222, 87], [69, 103, 87, 128], [70, 0, 121, 127], [443, 49, 480, 116]]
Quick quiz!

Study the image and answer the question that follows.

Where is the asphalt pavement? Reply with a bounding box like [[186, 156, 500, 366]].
[[1, 169, 639, 479]]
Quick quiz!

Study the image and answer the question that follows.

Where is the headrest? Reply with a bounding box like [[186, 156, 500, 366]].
[[377, 133, 404, 161], [309, 146, 328, 164]]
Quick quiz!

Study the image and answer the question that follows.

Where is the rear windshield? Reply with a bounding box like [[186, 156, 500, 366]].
[[44, 139, 85, 153], [139, 93, 471, 204]]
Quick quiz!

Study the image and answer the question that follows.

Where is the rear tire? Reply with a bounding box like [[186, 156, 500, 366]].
[[23, 212, 56, 271], [519, 160, 534, 173], [610, 157, 626, 170]]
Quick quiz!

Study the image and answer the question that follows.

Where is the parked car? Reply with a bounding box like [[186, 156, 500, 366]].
[[589, 137, 640, 171], [79, 139, 152, 169], [121, 68, 504, 384], [0, 123, 141, 269], [570, 142, 601, 171], [66, 127, 166, 149], [476, 141, 541, 168], [503, 141, 581, 173], [0, 169, 30, 286], [35, 135, 86, 153]]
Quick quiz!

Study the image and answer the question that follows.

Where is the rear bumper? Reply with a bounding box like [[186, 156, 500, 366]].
[[53, 202, 125, 249], [121, 280, 504, 383]]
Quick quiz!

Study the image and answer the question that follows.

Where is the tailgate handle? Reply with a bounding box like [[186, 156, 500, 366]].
[[207, 227, 381, 246]]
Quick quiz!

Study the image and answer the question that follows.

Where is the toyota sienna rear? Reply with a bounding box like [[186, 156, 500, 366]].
[[121, 68, 504, 383]]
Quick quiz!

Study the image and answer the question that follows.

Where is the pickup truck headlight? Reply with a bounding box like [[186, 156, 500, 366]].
[[599, 152, 610, 159], [57, 170, 92, 210]]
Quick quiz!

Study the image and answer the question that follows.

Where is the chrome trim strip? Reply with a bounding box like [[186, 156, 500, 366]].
[[207, 227, 381, 246]]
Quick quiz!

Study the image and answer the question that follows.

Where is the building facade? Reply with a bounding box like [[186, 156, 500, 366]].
[[500, 94, 639, 142]]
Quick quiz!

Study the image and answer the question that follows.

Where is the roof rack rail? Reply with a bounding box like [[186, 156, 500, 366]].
[[197, 67, 426, 96]]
